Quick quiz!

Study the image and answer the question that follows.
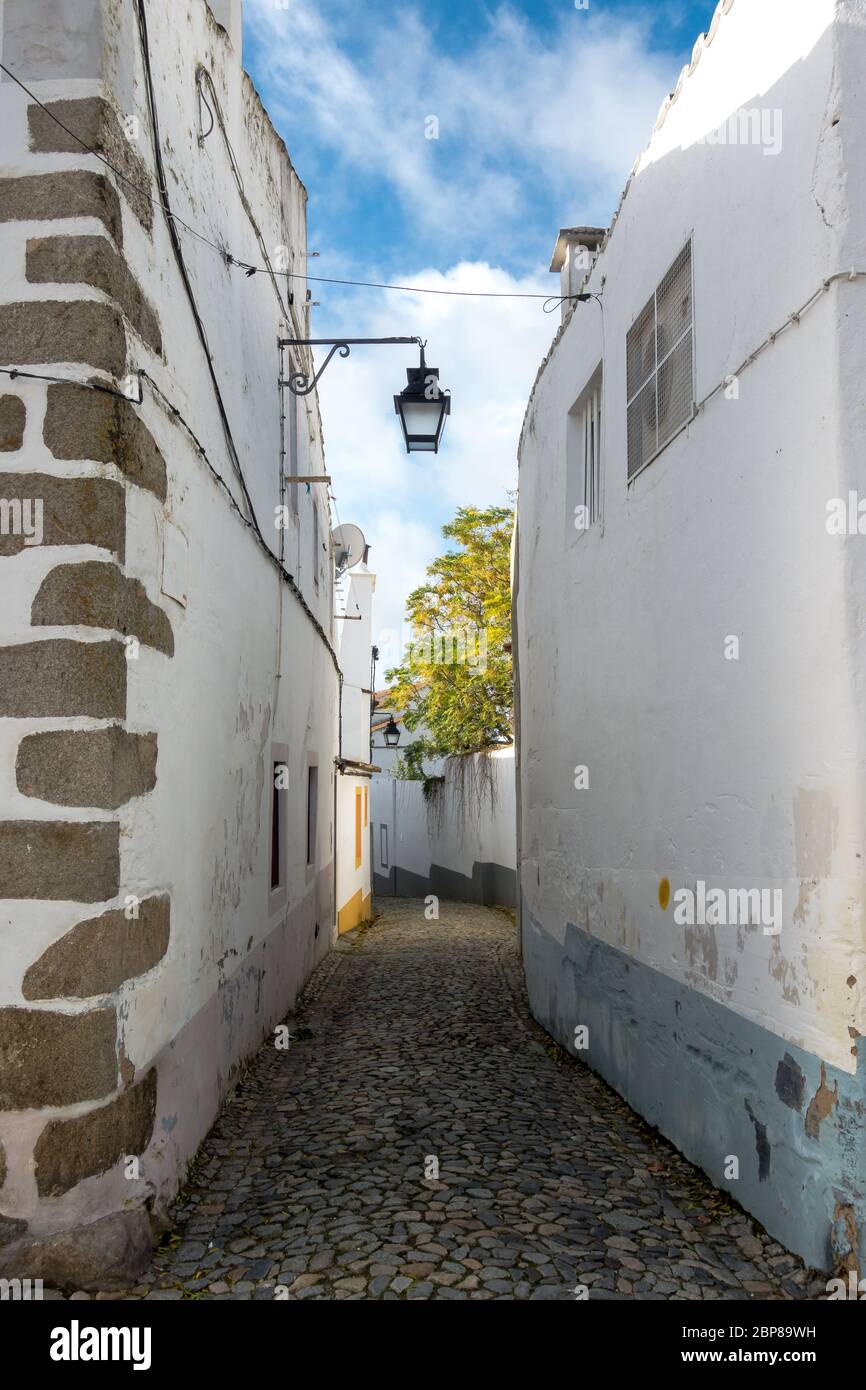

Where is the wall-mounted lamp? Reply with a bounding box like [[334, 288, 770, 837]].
[[279, 335, 451, 454], [394, 344, 450, 454]]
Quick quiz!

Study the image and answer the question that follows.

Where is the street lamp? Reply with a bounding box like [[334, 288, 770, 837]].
[[383, 716, 401, 748], [394, 344, 451, 454], [279, 335, 451, 455]]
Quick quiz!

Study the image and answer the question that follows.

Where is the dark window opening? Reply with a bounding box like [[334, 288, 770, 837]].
[[271, 762, 284, 889], [306, 765, 318, 865]]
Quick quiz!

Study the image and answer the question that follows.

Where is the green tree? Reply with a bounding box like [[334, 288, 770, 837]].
[[386, 504, 513, 775]]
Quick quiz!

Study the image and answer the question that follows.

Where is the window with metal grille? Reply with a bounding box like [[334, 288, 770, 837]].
[[626, 240, 694, 481]]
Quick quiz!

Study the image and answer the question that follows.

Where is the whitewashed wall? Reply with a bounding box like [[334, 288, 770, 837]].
[[0, 0, 339, 1284], [335, 563, 374, 931], [372, 748, 516, 907], [516, 0, 866, 1271]]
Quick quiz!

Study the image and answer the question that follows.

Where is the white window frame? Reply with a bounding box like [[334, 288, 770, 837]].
[[566, 364, 603, 543]]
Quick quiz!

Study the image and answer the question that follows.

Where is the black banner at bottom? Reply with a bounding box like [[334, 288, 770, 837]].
[[1, 1290, 851, 1376]]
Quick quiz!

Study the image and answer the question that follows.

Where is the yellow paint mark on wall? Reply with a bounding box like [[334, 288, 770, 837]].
[[658, 876, 671, 911], [337, 887, 372, 935], [354, 787, 362, 869]]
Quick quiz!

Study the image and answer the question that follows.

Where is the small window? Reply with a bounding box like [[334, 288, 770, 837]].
[[626, 239, 694, 481], [380, 823, 389, 869], [271, 761, 286, 889], [354, 787, 362, 869], [306, 764, 318, 865], [566, 365, 602, 540], [312, 505, 319, 591]]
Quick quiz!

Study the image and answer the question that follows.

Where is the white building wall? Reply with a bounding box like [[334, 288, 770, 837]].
[[0, 0, 338, 1285], [335, 564, 375, 931], [516, 0, 866, 1271], [372, 748, 516, 907]]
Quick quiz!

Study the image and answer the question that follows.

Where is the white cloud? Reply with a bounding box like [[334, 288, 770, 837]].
[[245, 0, 682, 242], [364, 510, 443, 673], [316, 262, 559, 662], [243, 0, 688, 672]]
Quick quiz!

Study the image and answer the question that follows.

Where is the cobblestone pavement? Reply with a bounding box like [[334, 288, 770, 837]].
[[87, 898, 826, 1301]]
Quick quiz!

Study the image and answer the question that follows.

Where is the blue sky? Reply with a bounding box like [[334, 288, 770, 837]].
[[243, 0, 719, 652]]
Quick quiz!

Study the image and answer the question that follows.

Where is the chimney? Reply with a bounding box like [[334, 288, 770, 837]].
[[549, 227, 606, 322], [207, 0, 243, 60]]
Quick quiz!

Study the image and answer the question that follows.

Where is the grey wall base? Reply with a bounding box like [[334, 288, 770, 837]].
[[522, 904, 865, 1274], [374, 860, 516, 908]]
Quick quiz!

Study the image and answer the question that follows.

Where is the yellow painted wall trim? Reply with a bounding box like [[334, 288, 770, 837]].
[[338, 885, 372, 935]]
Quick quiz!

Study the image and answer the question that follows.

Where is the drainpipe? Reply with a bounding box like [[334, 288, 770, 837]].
[[333, 670, 343, 937], [333, 765, 338, 939], [370, 645, 378, 764], [392, 776, 397, 896], [512, 517, 523, 959]]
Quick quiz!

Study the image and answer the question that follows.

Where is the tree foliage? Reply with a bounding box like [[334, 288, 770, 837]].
[[386, 504, 514, 775]]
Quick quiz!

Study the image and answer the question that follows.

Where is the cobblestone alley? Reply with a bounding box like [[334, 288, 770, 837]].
[[92, 900, 826, 1301]]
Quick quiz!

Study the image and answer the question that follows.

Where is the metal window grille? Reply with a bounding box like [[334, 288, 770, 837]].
[[626, 240, 694, 480]]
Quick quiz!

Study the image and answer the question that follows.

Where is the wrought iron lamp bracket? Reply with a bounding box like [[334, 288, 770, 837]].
[[279, 336, 423, 396]]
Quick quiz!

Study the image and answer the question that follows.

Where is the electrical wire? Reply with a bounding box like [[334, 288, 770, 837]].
[[195, 64, 297, 331], [694, 268, 866, 413], [276, 274, 579, 302], [0, 362, 338, 667], [140, 370, 340, 673], [0, 60, 226, 259], [1, 356, 339, 669], [0, 8, 339, 673], [0, 365, 140, 401], [543, 293, 595, 314], [3, 39, 338, 650], [196, 76, 215, 142], [135, 0, 341, 673], [135, 0, 260, 534], [0, 56, 577, 307]]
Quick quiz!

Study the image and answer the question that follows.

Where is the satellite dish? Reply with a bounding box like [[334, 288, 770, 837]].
[[333, 523, 366, 575]]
